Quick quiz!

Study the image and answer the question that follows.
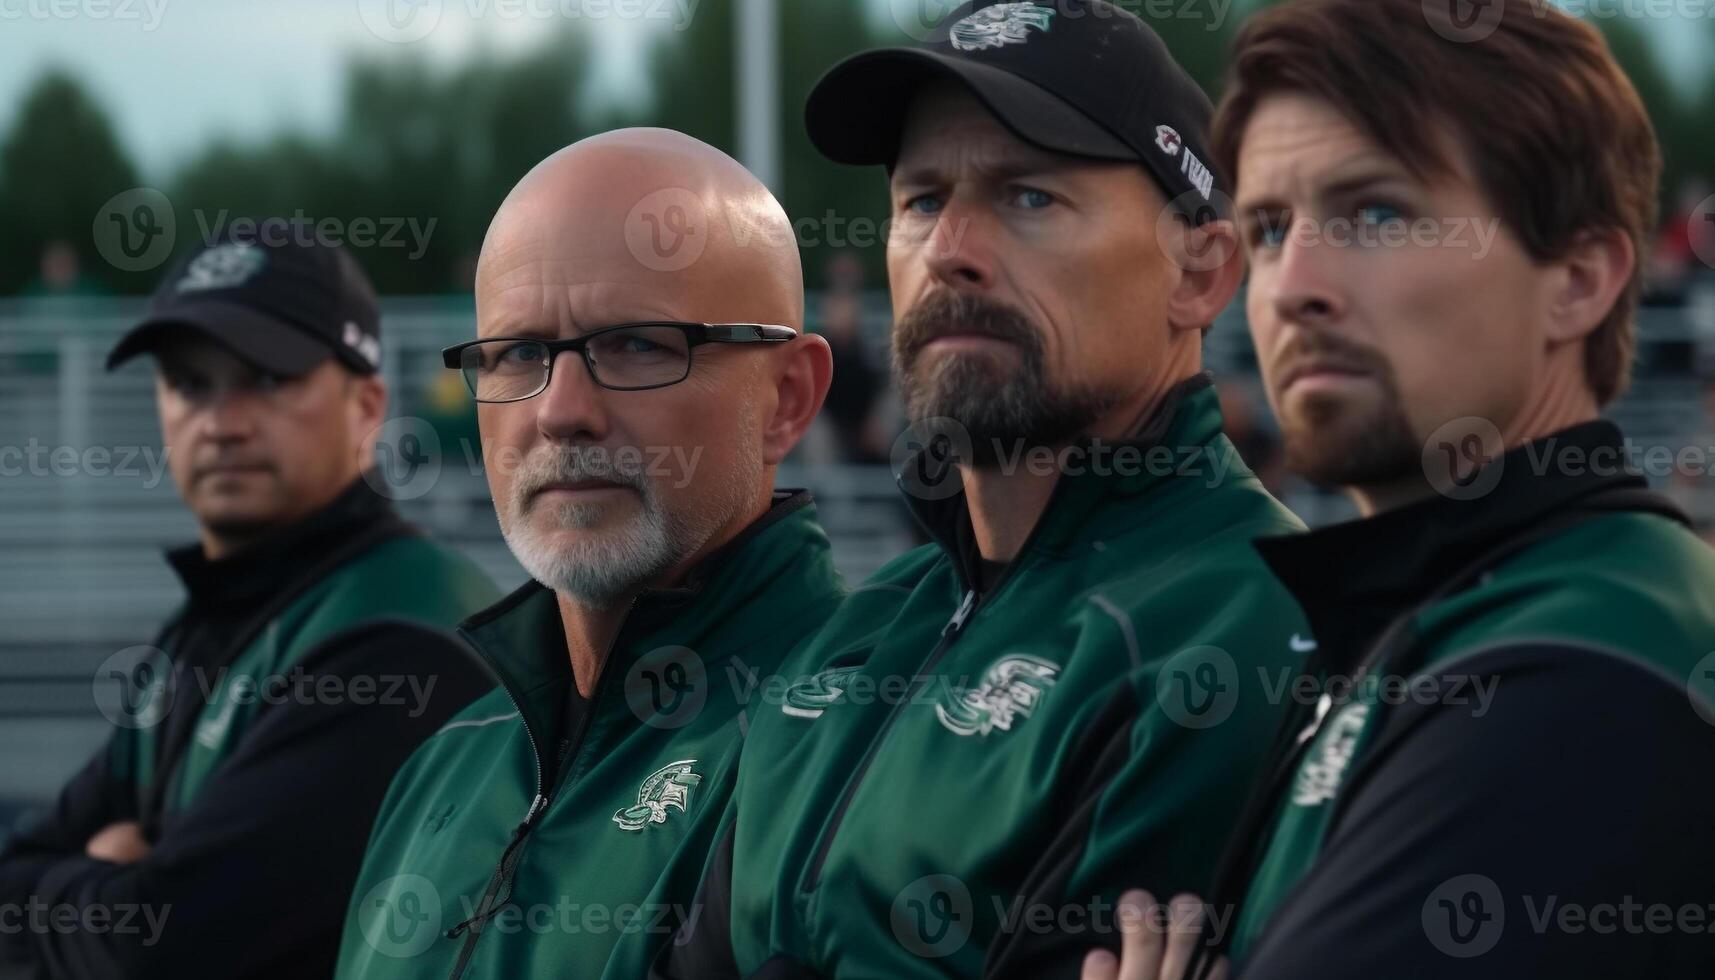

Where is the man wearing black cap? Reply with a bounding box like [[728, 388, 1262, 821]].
[[637, 3, 1309, 978], [0, 235, 500, 979]]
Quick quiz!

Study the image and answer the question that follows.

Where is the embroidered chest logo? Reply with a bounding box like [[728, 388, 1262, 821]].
[[613, 760, 702, 831], [949, 2, 1055, 52], [1291, 702, 1371, 807], [936, 654, 1059, 737], [782, 665, 863, 719]]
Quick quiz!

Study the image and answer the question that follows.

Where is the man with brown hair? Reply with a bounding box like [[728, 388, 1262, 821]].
[[1084, 0, 1715, 977]]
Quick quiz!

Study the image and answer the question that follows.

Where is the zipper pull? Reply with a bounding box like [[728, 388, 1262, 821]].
[[942, 589, 978, 638], [521, 793, 548, 828]]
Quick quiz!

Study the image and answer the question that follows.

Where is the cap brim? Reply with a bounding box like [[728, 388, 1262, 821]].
[[805, 48, 1135, 167], [106, 299, 334, 375]]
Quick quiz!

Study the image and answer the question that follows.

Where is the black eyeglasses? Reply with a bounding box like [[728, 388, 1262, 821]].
[[442, 321, 798, 403]]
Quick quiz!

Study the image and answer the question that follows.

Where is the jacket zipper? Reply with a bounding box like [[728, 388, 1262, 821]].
[[800, 476, 1075, 896], [800, 587, 978, 894], [442, 596, 640, 980]]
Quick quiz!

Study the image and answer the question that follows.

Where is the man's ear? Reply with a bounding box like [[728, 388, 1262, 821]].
[[1164, 217, 1244, 335], [350, 372, 390, 466], [1545, 226, 1633, 345], [761, 332, 834, 466]]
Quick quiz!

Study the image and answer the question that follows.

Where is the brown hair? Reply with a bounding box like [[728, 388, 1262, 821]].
[[1211, 0, 1659, 406]]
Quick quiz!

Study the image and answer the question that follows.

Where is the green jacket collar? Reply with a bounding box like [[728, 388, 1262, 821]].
[[455, 489, 838, 774], [899, 374, 1240, 587]]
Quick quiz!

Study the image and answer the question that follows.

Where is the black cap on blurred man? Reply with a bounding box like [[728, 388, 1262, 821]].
[[0, 231, 499, 979]]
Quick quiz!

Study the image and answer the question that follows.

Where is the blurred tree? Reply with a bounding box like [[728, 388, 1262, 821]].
[[0, 70, 147, 294], [167, 30, 598, 294]]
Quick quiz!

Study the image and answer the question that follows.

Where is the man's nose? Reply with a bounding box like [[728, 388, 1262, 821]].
[[533, 349, 612, 444]]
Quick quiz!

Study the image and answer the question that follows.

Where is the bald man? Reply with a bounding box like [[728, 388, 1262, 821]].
[[331, 129, 843, 980]]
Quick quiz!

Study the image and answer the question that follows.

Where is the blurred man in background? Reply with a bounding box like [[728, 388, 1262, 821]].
[[0, 235, 500, 978], [334, 128, 842, 980]]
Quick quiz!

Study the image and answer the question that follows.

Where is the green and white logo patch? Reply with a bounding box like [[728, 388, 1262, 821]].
[[782, 664, 863, 719], [949, 2, 1055, 52], [936, 654, 1059, 737], [613, 760, 702, 832]]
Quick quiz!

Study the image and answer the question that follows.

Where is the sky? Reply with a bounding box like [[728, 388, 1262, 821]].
[[0, 0, 1708, 182]]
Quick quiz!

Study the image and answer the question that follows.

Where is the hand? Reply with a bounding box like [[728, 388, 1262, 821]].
[[1081, 891, 1228, 980], [85, 820, 152, 864]]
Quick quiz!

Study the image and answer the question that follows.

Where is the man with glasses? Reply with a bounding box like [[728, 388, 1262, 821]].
[[0, 235, 501, 979], [332, 128, 843, 980]]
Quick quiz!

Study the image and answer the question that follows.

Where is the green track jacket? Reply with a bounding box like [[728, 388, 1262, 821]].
[[334, 491, 846, 980], [646, 375, 1313, 979]]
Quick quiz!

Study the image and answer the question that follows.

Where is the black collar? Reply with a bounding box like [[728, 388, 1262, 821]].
[[165, 475, 407, 607], [1254, 420, 1650, 673]]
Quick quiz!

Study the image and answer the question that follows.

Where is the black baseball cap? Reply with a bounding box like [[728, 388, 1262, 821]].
[[805, 0, 1225, 220], [107, 234, 383, 376]]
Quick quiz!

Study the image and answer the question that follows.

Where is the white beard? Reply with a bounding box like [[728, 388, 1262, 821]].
[[495, 431, 759, 611], [502, 491, 678, 611]]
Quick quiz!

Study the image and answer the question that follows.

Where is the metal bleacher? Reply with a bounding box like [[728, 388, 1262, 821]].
[[2, 287, 1712, 814]]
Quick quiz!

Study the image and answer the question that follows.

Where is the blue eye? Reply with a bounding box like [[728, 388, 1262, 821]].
[[1357, 203, 1406, 226], [905, 194, 944, 216], [620, 336, 665, 354], [499, 343, 544, 365], [1014, 188, 1054, 210]]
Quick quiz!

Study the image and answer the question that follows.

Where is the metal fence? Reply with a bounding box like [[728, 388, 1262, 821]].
[[3, 289, 1713, 810]]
